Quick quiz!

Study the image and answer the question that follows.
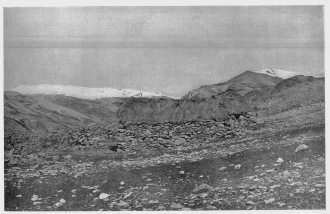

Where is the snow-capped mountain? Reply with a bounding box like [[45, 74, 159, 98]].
[[252, 69, 305, 79], [8, 84, 178, 100]]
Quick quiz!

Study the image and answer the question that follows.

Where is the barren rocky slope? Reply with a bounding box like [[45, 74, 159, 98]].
[[244, 75, 325, 115], [32, 95, 122, 124], [117, 74, 324, 124], [118, 90, 251, 124], [4, 91, 93, 133], [183, 70, 283, 99]]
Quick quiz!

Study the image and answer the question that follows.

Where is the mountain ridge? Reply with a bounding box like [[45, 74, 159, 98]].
[[8, 84, 179, 100], [4, 69, 325, 132]]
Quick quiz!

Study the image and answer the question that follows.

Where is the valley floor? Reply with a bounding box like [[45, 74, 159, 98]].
[[5, 122, 325, 211]]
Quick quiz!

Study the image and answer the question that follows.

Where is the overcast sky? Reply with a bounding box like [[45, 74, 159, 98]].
[[4, 6, 324, 97]]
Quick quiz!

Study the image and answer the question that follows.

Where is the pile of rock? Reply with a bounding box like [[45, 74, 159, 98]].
[[65, 112, 260, 151]]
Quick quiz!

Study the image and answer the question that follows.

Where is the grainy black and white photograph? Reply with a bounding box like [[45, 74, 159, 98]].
[[3, 2, 326, 211]]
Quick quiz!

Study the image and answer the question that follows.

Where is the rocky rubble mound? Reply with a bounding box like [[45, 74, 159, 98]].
[[65, 112, 260, 152]]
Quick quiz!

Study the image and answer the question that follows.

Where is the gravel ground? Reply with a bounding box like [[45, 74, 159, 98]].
[[5, 124, 325, 211]]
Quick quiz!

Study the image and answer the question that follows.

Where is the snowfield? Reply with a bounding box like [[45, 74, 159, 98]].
[[252, 69, 306, 79], [9, 84, 178, 100]]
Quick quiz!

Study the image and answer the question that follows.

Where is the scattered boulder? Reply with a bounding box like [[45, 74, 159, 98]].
[[123, 192, 133, 199], [206, 205, 217, 210], [264, 198, 275, 204], [181, 207, 192, 211], [276, 157, 284, 163], [148, 200, 159, 205], [118, 201, 129, 207], [246, 201, 255, 205], [192, 183, 214, 193], [108, 142, 118, 152], [281, 171, 292, 179], [144, 130, 152, 137], [170, 202, 183, 210], [157, 205, 166, 210], [99, 193, 110, 200], [63, 155, 72, 159], [174, 137, 186, 146], [294, 144, 309, 153]]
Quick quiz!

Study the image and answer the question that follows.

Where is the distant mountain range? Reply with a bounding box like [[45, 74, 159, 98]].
[[4, 69, 324, 132], [9, 84, 179, 100], [119, 69, 324, 123]]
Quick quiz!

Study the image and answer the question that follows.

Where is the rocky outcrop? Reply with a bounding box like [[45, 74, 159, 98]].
[[118, 90, 251, 124]]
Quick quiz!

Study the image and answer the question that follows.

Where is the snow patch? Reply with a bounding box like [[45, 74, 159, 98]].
[[8, 84, 178, 100], [252, 69, 305, 79]]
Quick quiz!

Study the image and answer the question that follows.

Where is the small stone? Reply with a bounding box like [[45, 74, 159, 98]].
[[148, 200, 159, 204], [276, 157, 284, 163], [179, 171, 185, 175], [144, 130, 152, 137], [54, 202, 62, 207], [181, 207, 192, 211], [281, 171, 292, 179], [118, 201, 129, 207], [170, 202, 183, 209], [294, 144, 309, 153], [60, 199, 66, 203], [16, 195, 22, 198], [206, 205, 216, 210], [264, 198, 275, 204], [120, 181, 125, 185], [270, 184, 281, 189], [157, 205, 165, 210], [33, 202, 42, 205], [246, 201, 255, 205], [123, 192, 133, 199], [31, 195, 38, 201], [219, 167, 226, 171], [200, 193, 208, 198], [234, 164, 241, 169], [99, 193, 110, 200]]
